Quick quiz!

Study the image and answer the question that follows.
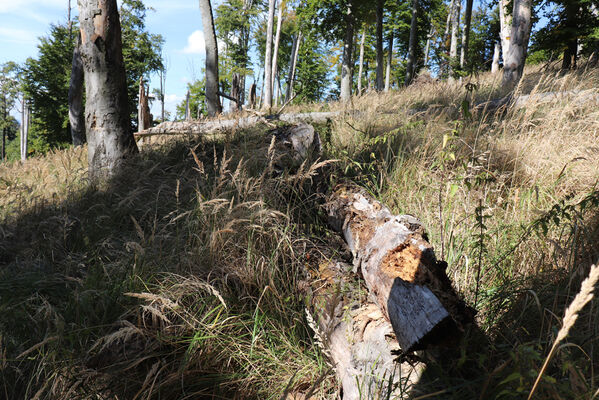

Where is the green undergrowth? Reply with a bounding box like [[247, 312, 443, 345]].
[[1, 65, 599, 399]]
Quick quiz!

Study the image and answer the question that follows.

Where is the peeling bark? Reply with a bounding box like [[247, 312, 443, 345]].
[[78, 0, 138, 179], [325, 185, 473, 352]]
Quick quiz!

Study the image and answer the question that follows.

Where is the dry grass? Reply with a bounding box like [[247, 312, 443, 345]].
[[1, 63, 599, 399]]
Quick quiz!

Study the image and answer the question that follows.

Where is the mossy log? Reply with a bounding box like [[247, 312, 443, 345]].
[[325, 185, 473, 352], [307, 260, 423, 399]]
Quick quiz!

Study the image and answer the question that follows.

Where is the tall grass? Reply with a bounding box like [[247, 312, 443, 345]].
[[1, 63, 598, 399]]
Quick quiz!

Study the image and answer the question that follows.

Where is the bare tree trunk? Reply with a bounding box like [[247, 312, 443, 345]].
[[271, 0, 283, 101], [357, 27, 366, 95], [460, 0, 473, 69], [249, 82, 256, 109], [263, 0, 276, 110], [159, 68, 165, 121], [340, 5, 354, 102], [285, 32, 301, 103], [449, 0, 461, 80], [230, 73, 241, 112], [68, 32, 85, 146], [385, 31, 393, 91], [1, 97, 5, 161], [443, 0, 455, 75], [199, 0, 222, 116], [491, 41, 500, 73], [561, 1, 578, 70], [375, 0, 384, 91], [20, 100, 29, 161], [185, 90, 191, 121], [499, 0, 512, 64], [424, 25, 434, 67], [405, 0, 419, 85], [78, 0, 137, 179], [502, 0, 532, 88]]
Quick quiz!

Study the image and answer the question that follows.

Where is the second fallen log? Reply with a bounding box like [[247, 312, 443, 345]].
[[326, 185, 473, 352]]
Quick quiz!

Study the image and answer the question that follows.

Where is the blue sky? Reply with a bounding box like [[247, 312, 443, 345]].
[[0, 0, 214, 119]]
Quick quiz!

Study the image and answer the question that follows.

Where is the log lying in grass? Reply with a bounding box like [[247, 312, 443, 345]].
[[133, 111, 341, 143], [307, 260, 423, 399], [325, 185, 473, 352]]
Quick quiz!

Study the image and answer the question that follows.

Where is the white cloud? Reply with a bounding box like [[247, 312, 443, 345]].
[[0, 27, 38, 44], [183, 30, 205, 55], [0, 0, 66, 14]]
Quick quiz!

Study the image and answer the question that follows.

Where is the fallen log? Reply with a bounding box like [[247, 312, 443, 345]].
[[325, 185, 473, 352], [307, 260, 423, 399]]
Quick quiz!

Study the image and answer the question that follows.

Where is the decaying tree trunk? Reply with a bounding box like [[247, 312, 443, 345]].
[[78, 0, 138, 179], [138, 77, 150, 131], [325, 185, 473, 352], [308, 260, 423, 399], [68, 32, 85, 146]]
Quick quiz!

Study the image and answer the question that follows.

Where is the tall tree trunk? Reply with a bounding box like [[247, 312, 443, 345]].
[[491, 41, 500, 73], [78, 0, 137, 179], [444, 0, 455, 73], [502, 0, 532, 88], [424, 24, 434, 67], [405, 0, 419, 85], [499, 0, 512, 64], [263, 0, 276, 109], [185, 89, 191, 121], [375, 0, 384, 91], [385, 31, 393, 91], [68, 32, 85, 146], [159, 68, 165, 121], [449, 0, 461, 80], [271, 0, 283, 101], [2, 96, 6, 161], [340, 5, 354, 102], [561, 1, 578, 70], [285, 32, 301, 103], [357, 27, 366, 95], [21, 99, 29, 161], [199, 0, 222, 116], [460, 0, 474, 69], [138, 78, 150, 130]]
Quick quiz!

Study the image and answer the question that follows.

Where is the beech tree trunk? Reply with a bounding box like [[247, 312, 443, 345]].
[[502, 0, 532, 88], [185, 90, 191, 121], [491, 41, 500, 73], [20, 99, 29, 161], [357, 27, 366, 95], [375, 0, 384, 91], [405, 0, 419, 85], [449, 0, 461, 79], [499, 0, 512, 65], [460, 0, 474, 69], [77, 0, 137, 179], [263, 0, 276, 109], [340, 5, 354, 102], [199, 0, 222, 116], [385, 31, 393, 91], [68, 32, 85, 146], [424, 25, 434, 67], [138, 77, 150, 130], [326, 185, 473, 352], [285, 32, 301, 103], [271, 0, 283, 103]]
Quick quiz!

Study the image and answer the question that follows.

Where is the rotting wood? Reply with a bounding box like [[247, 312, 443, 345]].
[[307, 260, 423, 399], [325, 185, 474, 352]]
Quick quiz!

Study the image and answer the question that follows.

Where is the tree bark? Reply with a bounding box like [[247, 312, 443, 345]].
[[502, 0, 532, 88], [491, 41, 500, 73], [68, 33, 85, 146], [375, 0, 384, 91], [499, 0, 512, 65], [285, 32, 301, 103], [262, 0, 276, 110], [138, 77, 151, 130], [308, 260, 423, 400], [449, 0, 461, 80], [20, 100, 29, 161], [405, 0, 419, 85], [424, 25, 434, 67], [185, 89, 191, 121], [460, 0, 474, 69], [230, 73, 241, 112], [561, 1, 578, 70], [271, 0, 283, 104], [340, 5, 354, 102], [385, 31, 393, 91], [78, 0, 137, 179], [357, 27, 366, 95], [325, 185, 473, 352], [249, 82, 257, 109], [199, 0, 222, 116]]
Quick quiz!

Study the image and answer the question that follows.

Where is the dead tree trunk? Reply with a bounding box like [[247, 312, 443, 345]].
[[68, 32, 85, 146], [357, 27, 366, 95], [308, 260, 423, 399], [326, 185, 473, 352], [138, 77, 150, 130], [78, 0, 138, 179], [199, 0, 222, 116], [375, 0, 384, 91]]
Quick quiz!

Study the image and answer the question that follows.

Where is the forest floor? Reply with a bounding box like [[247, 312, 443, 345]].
[[1, 64, 598, 399]]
